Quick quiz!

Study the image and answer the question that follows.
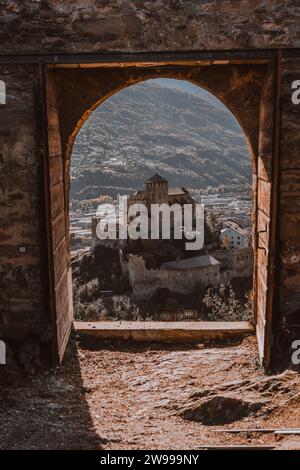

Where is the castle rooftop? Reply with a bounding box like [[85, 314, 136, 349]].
[[145, 172, 168, 184]]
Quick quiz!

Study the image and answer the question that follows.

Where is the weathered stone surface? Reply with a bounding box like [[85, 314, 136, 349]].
[[267, 57, 300, 364], [0, 1, 299, 53], [280, 59, 300, 305], [0, 65, 47, 341]]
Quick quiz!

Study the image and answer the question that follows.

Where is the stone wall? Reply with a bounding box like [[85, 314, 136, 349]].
[[274, 57, 300, 363], [0, 65, 49, 340], [0, 1, 299, 53], [128, 248, 253, 300], [212, 248, 253, 282], [128, 254, 221, 299]]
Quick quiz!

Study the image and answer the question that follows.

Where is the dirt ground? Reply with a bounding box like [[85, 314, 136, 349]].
[[0, 335, 300, 450]]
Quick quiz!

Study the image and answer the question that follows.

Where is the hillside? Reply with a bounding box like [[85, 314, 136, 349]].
[[71, 80, 251, 200]]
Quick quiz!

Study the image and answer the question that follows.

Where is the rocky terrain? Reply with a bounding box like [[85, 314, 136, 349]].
[[1, 336, 300, 450], [71, 79, 251, 200]]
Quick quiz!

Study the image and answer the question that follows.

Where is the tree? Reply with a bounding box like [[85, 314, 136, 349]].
[[222, 235, 231, 249]]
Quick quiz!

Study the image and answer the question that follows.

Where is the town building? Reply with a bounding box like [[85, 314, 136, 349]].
[[211, 247, 253, 280], [220, 222, 251, 249]]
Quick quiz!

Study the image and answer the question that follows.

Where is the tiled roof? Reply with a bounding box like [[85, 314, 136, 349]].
[[168, 187, 187, 196]]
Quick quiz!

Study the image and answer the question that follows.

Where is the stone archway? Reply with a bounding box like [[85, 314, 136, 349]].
[[44, 58, 278, 368]]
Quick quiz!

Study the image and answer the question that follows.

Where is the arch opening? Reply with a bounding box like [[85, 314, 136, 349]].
[[44, 61, 276, 368], [68, 78, 255, 325]]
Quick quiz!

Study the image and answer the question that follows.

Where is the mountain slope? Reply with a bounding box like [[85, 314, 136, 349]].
[[71, 80, 251, 200]]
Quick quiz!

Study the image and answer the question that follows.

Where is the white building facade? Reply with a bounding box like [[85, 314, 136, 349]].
[[220, 226, 250, 249]]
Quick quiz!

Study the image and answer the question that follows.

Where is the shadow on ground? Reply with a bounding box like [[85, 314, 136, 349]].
[[0, 339, 105, 450]]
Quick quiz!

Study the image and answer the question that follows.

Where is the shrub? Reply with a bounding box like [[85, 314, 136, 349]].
[[77, 279, 99, 303], [203, 283, 252, 321]]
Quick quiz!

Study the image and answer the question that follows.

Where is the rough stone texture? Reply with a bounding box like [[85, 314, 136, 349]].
[[0, 65, 50, 341], [2, 336, 300, 449], [276, 57, 300, 362], [0, 1, 299, 53]]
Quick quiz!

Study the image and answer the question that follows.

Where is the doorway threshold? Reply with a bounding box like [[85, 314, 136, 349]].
[[73, 321, 253, 342]]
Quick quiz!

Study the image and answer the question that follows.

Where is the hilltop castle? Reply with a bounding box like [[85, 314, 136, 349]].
[[127, 172, 196, 210], [91, 172, 197, 247]]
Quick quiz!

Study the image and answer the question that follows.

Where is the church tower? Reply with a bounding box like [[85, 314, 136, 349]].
[[145, 172, 168, 208]]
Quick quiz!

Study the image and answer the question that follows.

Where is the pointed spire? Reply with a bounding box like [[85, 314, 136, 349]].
[[145, 172, 168, 184]]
